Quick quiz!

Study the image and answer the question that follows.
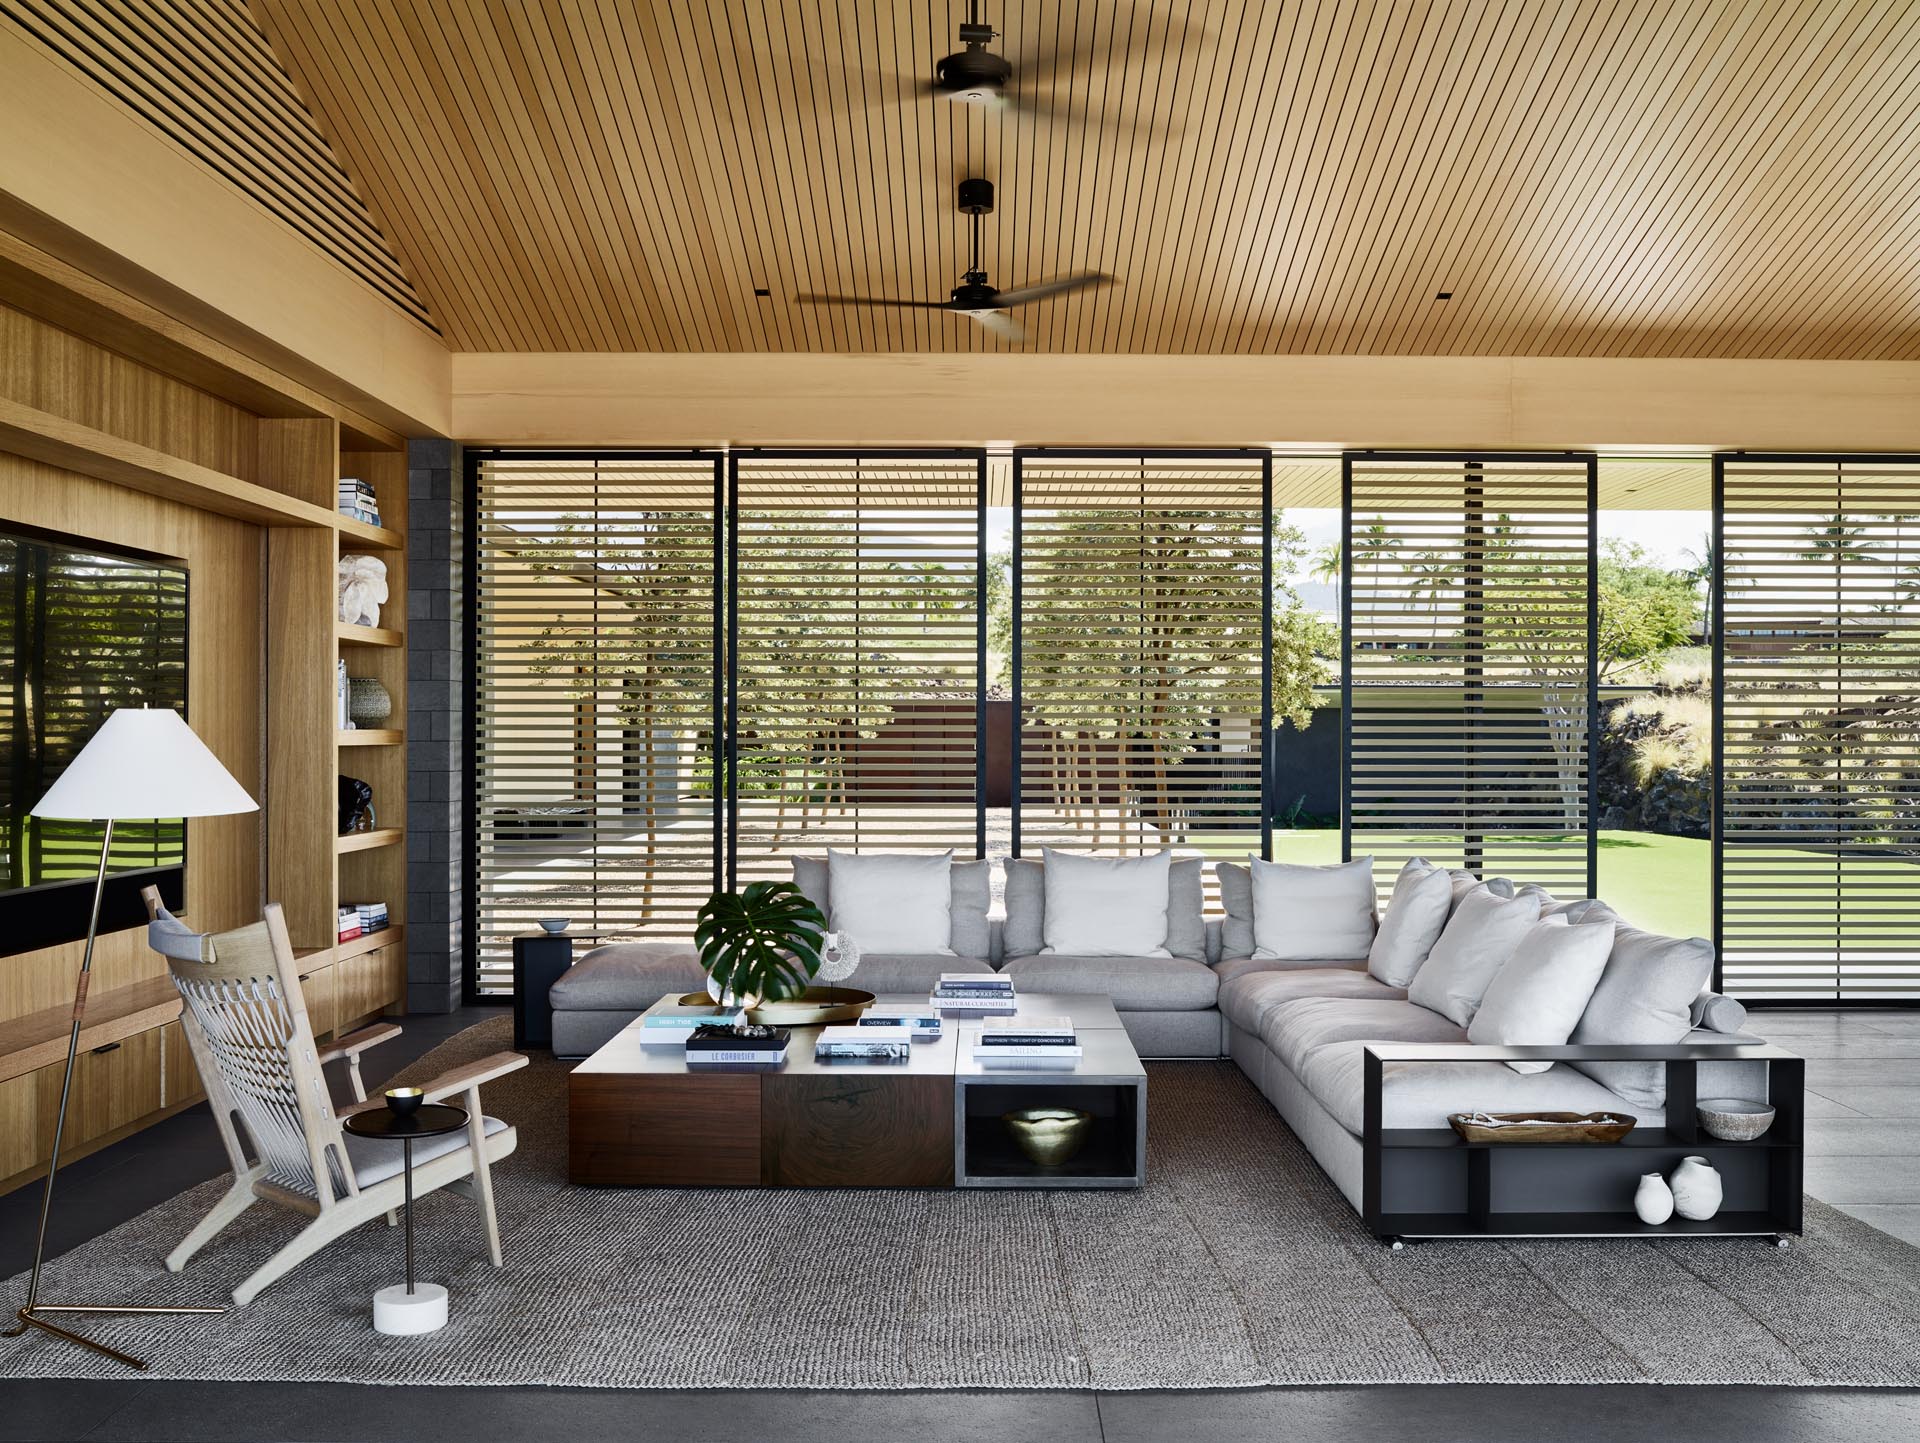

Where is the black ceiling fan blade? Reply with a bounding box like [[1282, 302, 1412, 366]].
[[825, 66, 938, 113], [1019, 6, 1210, 83], [1002, 86, 1175, 139], [795, 294, 953, 309], [994, 273, 1115, 308]]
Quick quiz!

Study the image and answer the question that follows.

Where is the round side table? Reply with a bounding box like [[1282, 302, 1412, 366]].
[[342, 1102, 469, 1335]]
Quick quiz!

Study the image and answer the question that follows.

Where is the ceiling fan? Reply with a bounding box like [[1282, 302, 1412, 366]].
[[797, 179, 1113, 343], [851, 1, 1189, 138]]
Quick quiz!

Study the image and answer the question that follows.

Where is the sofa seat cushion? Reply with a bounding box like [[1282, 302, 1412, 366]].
[[999, 954, 1219, 1011], [844, 953, 994, 994], [1217, 965, 1395, 1035], [548, 943, 706, 1011], [1260, 997, 1465, 1078], [1299, 1044, 1651, 1135]]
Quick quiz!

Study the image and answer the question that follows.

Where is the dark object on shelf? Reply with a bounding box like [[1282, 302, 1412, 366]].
[[383, 1086, 424, 1117], [338, 775, 375, 834], [1448, 1111, 1637, 1145], [512, 932, 574, 1050]]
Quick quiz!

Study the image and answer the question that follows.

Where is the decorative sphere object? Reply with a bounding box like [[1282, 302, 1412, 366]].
[[383, 1087, 424, 1117], [815, 931, 862, 983], [1634, 1171, 1675, 1225], [1669, 1155, 1724, 1221], [347, 677, 393, 725], [537, 917, 570, 934], [1697, 1097, 1775, 1142], [1002, 1107, 1092, 1166]]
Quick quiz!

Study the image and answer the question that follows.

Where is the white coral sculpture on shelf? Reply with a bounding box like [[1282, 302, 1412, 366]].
[[337, 554, 389, 628]]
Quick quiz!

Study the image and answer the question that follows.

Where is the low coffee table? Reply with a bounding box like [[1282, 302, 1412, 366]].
[[567, 992, 1145, 1190]]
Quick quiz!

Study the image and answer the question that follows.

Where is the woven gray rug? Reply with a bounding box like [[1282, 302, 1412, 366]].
[[9, 1015, 1920, 1389]]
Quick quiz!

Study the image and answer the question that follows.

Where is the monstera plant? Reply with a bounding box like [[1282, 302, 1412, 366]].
[[694, 881, 827, 1005]]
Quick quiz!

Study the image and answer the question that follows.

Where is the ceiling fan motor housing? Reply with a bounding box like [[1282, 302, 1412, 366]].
[[957, 178, 995, 215], [935, 46, 1010, 104]]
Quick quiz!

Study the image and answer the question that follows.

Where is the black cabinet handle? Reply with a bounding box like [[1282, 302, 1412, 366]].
[[90, 1041, 122, 1056]]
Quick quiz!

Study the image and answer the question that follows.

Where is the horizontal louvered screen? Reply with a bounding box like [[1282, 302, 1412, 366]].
[[1344, 454, 1597, 901], [730, 454, 986, 889], [0, 532, 188, 889], [1716, 458, 1920, 1001], [473, 455, 721, 995], [1013, 453, 1269, 899]]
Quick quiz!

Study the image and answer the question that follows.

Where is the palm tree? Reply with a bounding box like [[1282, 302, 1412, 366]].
[[1309, 541, 1342, 615]]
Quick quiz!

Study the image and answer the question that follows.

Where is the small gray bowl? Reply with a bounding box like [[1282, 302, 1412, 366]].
[[1698, 1097, 1775, 1142], [537, 917, 570, 934]]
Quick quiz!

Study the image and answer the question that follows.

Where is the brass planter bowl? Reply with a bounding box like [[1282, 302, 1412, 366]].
[[1003, 1107, 1093, 1166], [680, 986, 876, 1027]]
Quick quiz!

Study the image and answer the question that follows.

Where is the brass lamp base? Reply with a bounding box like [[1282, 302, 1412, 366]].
[[6, 1301, 229, 1371]]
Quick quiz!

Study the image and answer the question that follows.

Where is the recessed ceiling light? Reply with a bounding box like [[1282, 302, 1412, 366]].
[[1435, 291, 1454, 301]]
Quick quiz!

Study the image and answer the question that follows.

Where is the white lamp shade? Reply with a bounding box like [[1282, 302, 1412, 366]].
[[30, 708, 258, 821]]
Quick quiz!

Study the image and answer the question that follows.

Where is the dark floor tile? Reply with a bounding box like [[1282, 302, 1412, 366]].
[[1098, 1386, 1920, 1443], [0, 1380, 150, 1443]]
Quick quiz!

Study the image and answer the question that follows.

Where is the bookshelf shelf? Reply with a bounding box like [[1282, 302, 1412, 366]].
[[337, 622, 403, 648], [338, 729, 403, 747], [336, 826, 402, 855]]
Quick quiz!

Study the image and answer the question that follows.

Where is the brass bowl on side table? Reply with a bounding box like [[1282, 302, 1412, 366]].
[[677, 986, 877, 1027]]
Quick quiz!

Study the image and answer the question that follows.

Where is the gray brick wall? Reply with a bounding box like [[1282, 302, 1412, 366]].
[[406, 438, 464, 1012]]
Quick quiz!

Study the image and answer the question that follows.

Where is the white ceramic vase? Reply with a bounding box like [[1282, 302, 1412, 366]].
[[1669, 1155, 1723, 1221], [1634, 1172, 1675, 1225]]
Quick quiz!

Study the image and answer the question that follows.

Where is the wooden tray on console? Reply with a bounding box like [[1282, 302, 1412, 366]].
[[1447, 1110, 1637, 1144]]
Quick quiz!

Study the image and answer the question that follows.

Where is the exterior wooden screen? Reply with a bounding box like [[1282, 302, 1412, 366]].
[[472, 453, 722, 995], [1343, 453, 1598, 902], [1012, 452, 1270, 889], [1715, 456, 1920, 1002], [729, 452, 987, 885]]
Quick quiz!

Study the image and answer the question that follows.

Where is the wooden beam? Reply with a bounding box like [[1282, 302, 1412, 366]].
[[0, 28, 449, 437], [452, 352, 1920, 453]]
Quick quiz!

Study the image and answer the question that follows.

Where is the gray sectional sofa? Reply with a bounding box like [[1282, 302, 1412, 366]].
[[546, 851, 1764, 1220]]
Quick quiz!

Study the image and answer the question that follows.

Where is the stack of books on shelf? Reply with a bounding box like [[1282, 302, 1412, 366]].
[[684, 1023, 790, 1067], [931, 972, 1017, 1015], [814, 1024, 911, 1063], [349, 901, 388, 937], [859, 1005, 942, 1040], [969, 1014, 1082, 1065], [637, 1003, 745, 1048], [338, 477, 381, 527]]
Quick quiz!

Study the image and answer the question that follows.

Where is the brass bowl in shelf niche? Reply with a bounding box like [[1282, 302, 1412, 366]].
[[1002, 1107, 1093, 1165], [676, 986, 876, 1027]]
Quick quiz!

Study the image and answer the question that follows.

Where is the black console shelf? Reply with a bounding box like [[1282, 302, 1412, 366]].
[[1362, 1041, 1805, 1245]]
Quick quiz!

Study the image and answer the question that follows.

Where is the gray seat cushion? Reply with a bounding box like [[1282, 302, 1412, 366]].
[[547, 943, 706, 1011], [1002, 856, 1208, 963], [999, 953, 1219, 1011], [1299, 1045, 1646, 1135], [1261, 997, 1464, 1078], [1217, 965, 1396, 1035], [843, 953, 994, 994], [346, 1115, 508, 1188]]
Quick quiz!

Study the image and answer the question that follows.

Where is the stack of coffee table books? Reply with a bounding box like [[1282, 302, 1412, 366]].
[[931, 972, 1017, 1015], [684, 1023, 790, 1068], [814, 1024, 912, 1063], [968, 1014, 1081, 1066], [637, 1002, 746, 1048]]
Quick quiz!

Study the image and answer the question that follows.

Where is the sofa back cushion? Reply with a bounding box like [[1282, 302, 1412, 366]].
[[1003, 855, 1206, 962], [1367, 857, 1453, 987], [1468, 914, 1617, 1073], [827, 850, 954, 955], [1569, 923, 1715, 1108], [790, 854, 992, 957], [1406, 885, 1543, 1027], [1248, 856, 1376, 961]]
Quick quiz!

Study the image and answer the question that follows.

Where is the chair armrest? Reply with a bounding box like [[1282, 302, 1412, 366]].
[[316, 1023, 403, 1064], [421, 1051, 530, 1105]]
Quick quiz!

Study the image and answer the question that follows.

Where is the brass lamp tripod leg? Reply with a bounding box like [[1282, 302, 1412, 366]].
[[2, 821, 227, 1371]]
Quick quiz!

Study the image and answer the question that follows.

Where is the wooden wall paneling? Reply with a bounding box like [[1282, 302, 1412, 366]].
[[267, 523, 338, 951], [257, 415, 339, 508], [160, 1018, 204, 1109]]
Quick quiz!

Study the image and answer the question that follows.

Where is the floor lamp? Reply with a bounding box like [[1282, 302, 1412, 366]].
[[4, 707, 257, 1369]]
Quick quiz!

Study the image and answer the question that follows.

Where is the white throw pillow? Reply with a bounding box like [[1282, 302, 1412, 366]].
[[1407, 885, 1543, 1027], [1041, 848, 1172, 957], [1248, 856, 1376, 961], [1367, 857, 1453, 987], [1469, 915, 1618, 1074], [825, 850, 954, 955]]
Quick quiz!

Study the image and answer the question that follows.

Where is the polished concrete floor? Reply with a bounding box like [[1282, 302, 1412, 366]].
[[3, 1006, 1918, 1442]]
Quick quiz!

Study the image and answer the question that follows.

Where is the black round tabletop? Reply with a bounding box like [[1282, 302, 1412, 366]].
[[342, 1102, 468, 1141]]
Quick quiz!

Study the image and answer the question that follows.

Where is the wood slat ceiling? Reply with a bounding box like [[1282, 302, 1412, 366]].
[[0, 0, 436, 332]]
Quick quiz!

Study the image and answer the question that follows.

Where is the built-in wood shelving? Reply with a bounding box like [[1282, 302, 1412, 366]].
[[336, 826, 402, 855], [336, 514, 405, 550], [338, 729, 403, 747], [0, 977, 182, 1084], [337, 622, 403, 648]]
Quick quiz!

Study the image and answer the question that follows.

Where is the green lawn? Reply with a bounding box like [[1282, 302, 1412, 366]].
[[1187, 828, 1714, 939]]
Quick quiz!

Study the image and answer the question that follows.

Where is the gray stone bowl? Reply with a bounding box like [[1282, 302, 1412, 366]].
[[1697, 1097, 1775, 1142]]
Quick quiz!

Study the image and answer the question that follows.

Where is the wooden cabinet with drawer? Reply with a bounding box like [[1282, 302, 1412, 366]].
[[160, 1019, 205, 1109], [297, 958, 338, 1040], [33, 1024, 164, 1154], [334, 942, 404, 1031]]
